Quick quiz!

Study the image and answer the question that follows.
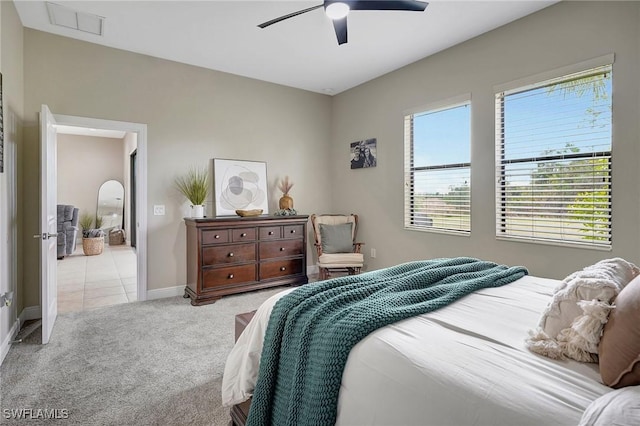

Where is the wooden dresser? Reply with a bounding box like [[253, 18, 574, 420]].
[[184, 215, 309, 306]]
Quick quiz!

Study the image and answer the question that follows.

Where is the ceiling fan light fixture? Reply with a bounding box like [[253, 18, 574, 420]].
[[325, 2, 350, 20]]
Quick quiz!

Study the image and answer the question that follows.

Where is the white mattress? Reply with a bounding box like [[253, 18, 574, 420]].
[[222, 275, 611, 425]]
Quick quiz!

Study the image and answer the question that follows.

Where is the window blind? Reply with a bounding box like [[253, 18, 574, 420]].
[[404, 102, 471, 234], [495, 65, 612, 247]]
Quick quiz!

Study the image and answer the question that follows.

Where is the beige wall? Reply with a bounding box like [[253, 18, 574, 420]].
[[16, 1, 640, 314], [57, 133, 125, 233], [21, 29, 333, 306], [0, 0, 24, 356], [331, 1, 640, 279]]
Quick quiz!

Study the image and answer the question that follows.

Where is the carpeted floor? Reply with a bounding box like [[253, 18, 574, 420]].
[[0, 287, 287, 425]]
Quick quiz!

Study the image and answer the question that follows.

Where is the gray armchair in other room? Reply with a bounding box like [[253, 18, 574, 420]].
[[57, 205, 79, 259]]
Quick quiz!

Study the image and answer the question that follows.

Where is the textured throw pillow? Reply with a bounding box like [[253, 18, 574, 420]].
[[540, 258, 638, 338], [319, 223, 353, 254], [527, 258, 639, 362], [599, 275, 640, 388]]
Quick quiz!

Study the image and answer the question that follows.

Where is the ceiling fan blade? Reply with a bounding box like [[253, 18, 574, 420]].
[[347, 0, 428, 12], [258, 4, 324, 28], [332, 16, 348, 45]]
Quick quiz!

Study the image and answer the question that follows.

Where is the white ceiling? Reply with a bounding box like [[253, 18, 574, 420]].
[[14, 1, 557, 95]]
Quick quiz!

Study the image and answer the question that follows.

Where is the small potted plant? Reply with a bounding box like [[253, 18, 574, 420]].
[[175, 166, 209, 218], [80, 213, 105, 256]]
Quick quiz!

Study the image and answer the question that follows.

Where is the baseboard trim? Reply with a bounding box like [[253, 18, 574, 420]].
[[20, 305, 42, 322], [0, 319, 19, 365], [1, 305, 40, 366], [146, 286, 185, 300], [145, 268, 319, 301]]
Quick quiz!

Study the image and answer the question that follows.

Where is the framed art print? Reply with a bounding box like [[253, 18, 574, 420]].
[[213, 158, 268, 216], [350, 138, 377, 169]]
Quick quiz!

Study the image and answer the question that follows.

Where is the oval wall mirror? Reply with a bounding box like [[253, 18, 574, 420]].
[[97, 180, 125, 230]]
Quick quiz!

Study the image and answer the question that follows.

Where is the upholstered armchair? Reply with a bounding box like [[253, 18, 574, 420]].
[[310, 214, 364, 280], [57, 205, 79, 259]]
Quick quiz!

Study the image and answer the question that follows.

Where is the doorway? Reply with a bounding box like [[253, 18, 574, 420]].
[[129, 150, 137, 248], [49, 114, 147, 314]]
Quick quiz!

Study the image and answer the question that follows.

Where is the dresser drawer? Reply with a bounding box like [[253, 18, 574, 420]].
[[202, 243, 256, 266], [202, 264, 257, 289], [259, 226, 281, 240], [283, 224, 303, 239], [186, 216, 308, 306], [260, 239, 304, 260], [260, 258, 304, 280], [232, 228, 256, 242], [202, 229, 230, 245]]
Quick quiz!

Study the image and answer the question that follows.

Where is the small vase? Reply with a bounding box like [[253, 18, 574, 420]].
[[279, 194, 294, 210], [191, 205, 205, 218]]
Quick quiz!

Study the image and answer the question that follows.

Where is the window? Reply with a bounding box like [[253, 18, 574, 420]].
[[496, 65, 612, 248], [404, 99, 471, 234]]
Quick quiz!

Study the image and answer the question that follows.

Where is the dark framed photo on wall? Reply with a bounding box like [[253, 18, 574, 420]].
[[350, 138, 377, 169]]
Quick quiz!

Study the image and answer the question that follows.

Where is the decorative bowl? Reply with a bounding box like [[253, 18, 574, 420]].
[[235, 209, 263, 217]]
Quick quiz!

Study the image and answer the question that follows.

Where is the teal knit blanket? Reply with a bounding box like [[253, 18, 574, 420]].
[[246, 257, 528, 426]]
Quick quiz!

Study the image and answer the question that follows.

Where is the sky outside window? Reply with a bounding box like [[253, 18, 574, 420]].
[[413, 104, 470, 168]]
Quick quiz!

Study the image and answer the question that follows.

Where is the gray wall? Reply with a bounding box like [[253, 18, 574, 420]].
[[57, 134, 125, 233], [331, 1, 640, 279], [21, 29, 333, 307], [14, 1, 640, 316]]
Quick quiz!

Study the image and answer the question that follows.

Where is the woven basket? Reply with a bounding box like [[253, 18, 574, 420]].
[[82, 237, 104, 256], [109, 229, 125, 245]]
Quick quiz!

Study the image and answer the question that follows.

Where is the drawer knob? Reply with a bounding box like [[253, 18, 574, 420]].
[[228, 274, 234, 279], [280, 266, 286, 271], [268, 231, 274, 235], [290, 229, 296, 234], [241, 233, 247, 237], [280, 247, 285, 251], [215, 235, 220, 239], [228, 252, 234, 257]]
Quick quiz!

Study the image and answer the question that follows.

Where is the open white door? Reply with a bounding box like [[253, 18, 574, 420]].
[[38, 105, 58, 344]]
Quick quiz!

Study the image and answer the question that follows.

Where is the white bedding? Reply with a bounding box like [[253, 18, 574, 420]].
[[222, 275, 612, 425]]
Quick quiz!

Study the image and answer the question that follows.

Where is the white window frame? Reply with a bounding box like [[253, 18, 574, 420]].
[[404, 94, 472, 235], [495, 57, 613, 249]]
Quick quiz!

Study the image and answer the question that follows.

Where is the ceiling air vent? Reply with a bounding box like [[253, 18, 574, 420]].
[[46, 2, 104, 36]]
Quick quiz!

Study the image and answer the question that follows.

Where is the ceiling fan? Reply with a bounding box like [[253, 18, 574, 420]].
[[257, 0, 429, 45]]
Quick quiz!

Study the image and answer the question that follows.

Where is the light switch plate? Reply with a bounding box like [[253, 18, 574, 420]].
[[153, 205, 165, 216]]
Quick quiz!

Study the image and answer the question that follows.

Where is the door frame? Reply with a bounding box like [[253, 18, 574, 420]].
[[53, 114, 148, 301]]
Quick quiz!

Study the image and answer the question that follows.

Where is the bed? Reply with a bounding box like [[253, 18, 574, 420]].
[[222, 258, 638, 426]]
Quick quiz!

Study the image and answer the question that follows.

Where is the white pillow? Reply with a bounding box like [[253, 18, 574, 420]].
[[527, 258, 639, 361], [579, 387, 640, 426], [539, 258, 639, 338]]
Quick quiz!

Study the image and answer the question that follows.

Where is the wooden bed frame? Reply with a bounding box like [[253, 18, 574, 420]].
[[230, 310, 257, 426]]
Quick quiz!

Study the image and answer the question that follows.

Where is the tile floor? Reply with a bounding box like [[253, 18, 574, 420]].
[[57, 243, 137, 313]]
